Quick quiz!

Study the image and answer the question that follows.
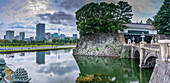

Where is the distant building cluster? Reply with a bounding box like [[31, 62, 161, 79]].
[[3, 23, 78, 42]]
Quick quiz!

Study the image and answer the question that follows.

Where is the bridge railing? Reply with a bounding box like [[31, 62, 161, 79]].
[[158, 40, 170, 62], [144, 43, 160, 49]]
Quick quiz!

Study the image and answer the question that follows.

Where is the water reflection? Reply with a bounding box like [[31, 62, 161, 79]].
[[36, 51, 45, 64], [6, 54, 14, 58], [0, 49, 153, 83], [45, 51, 50, 55], [74, 55, 153, 83], [0, 49, 80, 83], [20, 53, 25, 56]]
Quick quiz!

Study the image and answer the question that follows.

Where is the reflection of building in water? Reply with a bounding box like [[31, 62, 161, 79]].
[[20, 53, 25, 56], [36, 52, 45, 64], [6, 54, 14, 58], [64, 49, 71, 53], [45, 51, 50, 55]]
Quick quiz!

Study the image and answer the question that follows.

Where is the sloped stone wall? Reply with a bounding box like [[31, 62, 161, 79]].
[[149, 59, 170, 83], [73, 33, 123, 56]]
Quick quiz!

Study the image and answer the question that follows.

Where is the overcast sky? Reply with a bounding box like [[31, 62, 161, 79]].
[[0, 0, 163, 39]]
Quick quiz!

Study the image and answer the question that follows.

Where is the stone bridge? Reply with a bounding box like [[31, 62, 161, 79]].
[[124, 41, 167, 68]]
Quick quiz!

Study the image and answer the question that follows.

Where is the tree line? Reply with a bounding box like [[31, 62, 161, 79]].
[[0, 37, 79, 47], [76, 1, 133, 35]]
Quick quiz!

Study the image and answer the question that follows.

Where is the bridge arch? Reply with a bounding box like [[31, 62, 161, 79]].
[[144, 52, 157, 67], [133, 49, 140, 59]]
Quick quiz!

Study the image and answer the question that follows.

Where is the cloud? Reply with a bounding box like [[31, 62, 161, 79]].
[[60, 0, 85, 10], [37, 11, 76, 26], [0, 0, 163, 39]]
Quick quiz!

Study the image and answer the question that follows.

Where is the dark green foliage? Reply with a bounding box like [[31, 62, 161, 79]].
[[96, 47, 99, 51], [12, 39, 27, 43], [124, 55, 127, 57], [140, 20, 143, 24], [105, 45, 109, 47], [75, 1, 133, 35], [0, 38, 79, 47], [146, 18, 153, 24], [117, 1, 133, 23], [152, 0, 170, 35], [118, 50, 121, 54]]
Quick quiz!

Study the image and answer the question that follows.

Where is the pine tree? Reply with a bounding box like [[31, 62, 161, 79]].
[[153, 0, 170, 35], [146, 18, 153, 24]]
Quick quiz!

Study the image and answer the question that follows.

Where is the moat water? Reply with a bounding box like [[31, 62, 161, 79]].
[[0, 49, 153, 83]]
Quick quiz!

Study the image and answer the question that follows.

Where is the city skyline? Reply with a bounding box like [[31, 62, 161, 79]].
[[0, 0, 163, 39], [2, 23, 78, 41]]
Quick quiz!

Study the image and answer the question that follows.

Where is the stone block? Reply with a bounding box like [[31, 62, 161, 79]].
[[165, 68, 170, 76], [152, 75, 157, 83], [168, 79, 170, 83], [154, 65, 159, 74], [158, 67, 166, 78], [168, 64, 170, 70], [163, 75, 169, 83]]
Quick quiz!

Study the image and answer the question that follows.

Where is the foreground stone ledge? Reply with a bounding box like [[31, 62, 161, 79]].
[[150, 59, 170, 83]]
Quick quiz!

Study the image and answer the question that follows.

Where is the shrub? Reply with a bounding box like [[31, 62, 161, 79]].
[[118, 50, 121, 54], [96, 47, 99, 51], [105, 45, 109, 47], [124, 55, 127, 57]]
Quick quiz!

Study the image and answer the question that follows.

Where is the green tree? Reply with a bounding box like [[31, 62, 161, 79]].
[[116, 1, 133, 23], [140, 20, 143, 24], [153, 0, 170, 35], [146, 18, 153, 24], [73, 37, 79, 43], [64, 37, 71, 43], [75, 1, 133, 35]]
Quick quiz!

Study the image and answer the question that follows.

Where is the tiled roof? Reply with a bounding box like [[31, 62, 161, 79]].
[[124, 23, 156, 30]]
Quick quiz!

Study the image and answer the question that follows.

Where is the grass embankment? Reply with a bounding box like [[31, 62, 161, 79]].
[[0, 46, 76, 53], [0, 45, 58, 48], [0, 43, 76, 48], [5, 66, 14, 82]]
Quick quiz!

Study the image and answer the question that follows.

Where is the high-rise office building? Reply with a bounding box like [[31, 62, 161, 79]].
[[36, 23, 45, 41], [19, 32, 25, 40], [4, 35, 6, 40], [6, 30, 14, 41], [53, 33, 58, 37], [60, 34, 66, 39], [14, 35, 19, 40], [73, 34, 78, 38], [58, 28, 60, 39], [45, 33, 51, 41]]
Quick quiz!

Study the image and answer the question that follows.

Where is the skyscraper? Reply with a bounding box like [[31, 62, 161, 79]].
[[4, 35, 6, 40], [14, 35, 19, 40], [73, 34, 78, 38], [58, 28, 60, 39], [45, 33, 51, 41], [60, 34, 66, 39], [6, 30, 14, 41], [19, 32, 25, 40], [36, 23, 45, 41]]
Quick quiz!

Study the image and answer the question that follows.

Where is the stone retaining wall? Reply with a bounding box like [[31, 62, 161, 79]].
[[73, 33, 123, 56], [149, 59, 170, 83]]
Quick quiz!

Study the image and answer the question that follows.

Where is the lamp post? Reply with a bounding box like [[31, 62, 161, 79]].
[[11, 67, 31, 83], [141, 32, 145, 42], [132, 36, 135, 43]]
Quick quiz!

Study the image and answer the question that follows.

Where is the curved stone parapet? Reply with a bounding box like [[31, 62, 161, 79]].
[[149, 59, 170, 83]]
